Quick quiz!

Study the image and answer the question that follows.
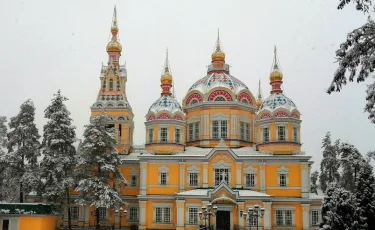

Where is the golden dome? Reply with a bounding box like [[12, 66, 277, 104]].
[[270, 71, 283, 81], [106, 39, 122, 52], [256, 99, 262, 108], [211, 50, 225, 62], [161, 70, 173, 85]]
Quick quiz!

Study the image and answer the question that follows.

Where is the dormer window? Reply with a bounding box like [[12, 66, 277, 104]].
[[109, 79, 114, 91], [214, 96, 226, 101]]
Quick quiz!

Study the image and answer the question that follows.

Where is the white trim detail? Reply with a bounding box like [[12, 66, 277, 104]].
[[210, 113, 230, 120]]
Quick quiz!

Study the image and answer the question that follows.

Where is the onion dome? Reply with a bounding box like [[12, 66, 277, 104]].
[[186, 29, 249, 97], [260, 93, 297, 112], [106, 6, 122, 52], [148, 50, 183, 114]]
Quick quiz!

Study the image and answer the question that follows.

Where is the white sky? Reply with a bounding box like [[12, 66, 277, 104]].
[[1, 0, 374, 171]]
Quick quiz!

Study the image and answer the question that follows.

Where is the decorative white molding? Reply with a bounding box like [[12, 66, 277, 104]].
[[187, 116, 200, 124], [210, 113, 230, 121], [129, 168, 139, 175], [277, 165, 290, 173], [243, 165, 258, 174], [158, 165, 169, 173], [213, 160, 231, 169], [187, 165, 201, 173]]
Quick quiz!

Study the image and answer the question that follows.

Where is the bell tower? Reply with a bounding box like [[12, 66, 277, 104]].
[[90, 6, 134, 154]]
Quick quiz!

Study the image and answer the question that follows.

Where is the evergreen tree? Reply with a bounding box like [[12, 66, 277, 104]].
[[352, 159, 375, 229], [0, 116, 7, 201], [320, 132, 341, 192], [39, 90, 76, 230], [75, 115, 127, 229], [5, 99, 41, 203], [321, 183, 356, 229], [339, 142, 363, 192], [327, 1, 375, 123]]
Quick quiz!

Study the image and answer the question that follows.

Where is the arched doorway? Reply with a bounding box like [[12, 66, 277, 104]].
[[211, 197, 238, 230]]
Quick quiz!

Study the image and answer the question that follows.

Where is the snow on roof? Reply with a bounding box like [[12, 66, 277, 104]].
[[177, 189, 271, 197], [238, 190, 271, 197], [310, 188, 324, 199]]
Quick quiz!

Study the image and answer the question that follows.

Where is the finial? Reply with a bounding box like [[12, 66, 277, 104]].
[[113, 5, 117, 26], [257, 79, 263, 101], [216, 28, 221, 52], [164, 48, 170, 73], [272, 45, 280, 71]]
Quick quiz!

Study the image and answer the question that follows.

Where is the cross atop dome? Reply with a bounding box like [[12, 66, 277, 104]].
[[211, 29, 225, 63], [256, 79, 263, 108], [269, 45, 284, 94], [160, 49, 173, 96], [106, 6, 122, 65]]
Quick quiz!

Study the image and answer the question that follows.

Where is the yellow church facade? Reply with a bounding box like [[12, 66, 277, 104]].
[[60, 7, 323, 230]]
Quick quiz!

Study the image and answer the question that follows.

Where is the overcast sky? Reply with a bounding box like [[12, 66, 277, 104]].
[[1, 0, 374, 170]]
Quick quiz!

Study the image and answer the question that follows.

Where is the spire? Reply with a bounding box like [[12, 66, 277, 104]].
[[211, 28, 225, 63], [160, 48, 173, 96], [106, 6, 122, 63], [269, 45, 284, 94], [256, 79, 263, 108]]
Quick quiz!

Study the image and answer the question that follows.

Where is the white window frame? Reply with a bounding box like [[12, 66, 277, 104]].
[[129, 168, 139, 188], [158, 165, 169, 185], [310, 209, 321, 226], [153, 204, 173, 224], [187, 165, 201, 187], [160, 127, 168, 143], [213, 160, 231, 185], [188, 121, 200, 141], [243, 165, 258, 188], [70, 206, 79, 221], [274, 208, 295, 227], [240, 122, 251, 141], [277, 125, 286, 141], [128, 206, 138, 222], [194, 122, 200, 140], [148, 128, 154, 143], [188, 207, 199, 224], [212, 120, 228, 139], [293, 126, 299, 143], [130, 175, 137, 187], [262, 126, 270, 142], [98, 207, 107, 221], [277, 165, 290, 187]]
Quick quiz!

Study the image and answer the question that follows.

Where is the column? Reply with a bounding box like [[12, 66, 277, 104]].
[[140, 162, 148, 195], [236, 162, 242, 188], [176, 200, 186, 230], [179, 162, 186, 192], [302, 204, 310, 230], [301, 162, 309, 198], [203, 162, 208, 188], [84, 206, 89, 227], [262, 202, 272, 230], [139, 201, 147, 229], [260, 161, 266, 193], [238, 202, 245, 228]]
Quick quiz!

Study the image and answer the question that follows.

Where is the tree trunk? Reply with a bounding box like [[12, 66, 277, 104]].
[[66, 188, 72, 230], [20, 155, 24, 203]]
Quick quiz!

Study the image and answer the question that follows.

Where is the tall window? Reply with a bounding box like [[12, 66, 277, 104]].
[[98, 207, 106, 221], [275, 210, 293, 226], [311, 210, 319, 226], [188, 207, 198, 224], [175, 128, 181, 143], [250, 216, 258, 226], [160, 173, 167, 185], [130, 175, 137, 187], [155, 207, 171, 223], [240, 122, 250, 141], [160, 128, 168, 142], [263, 127, 269, 142], [148, 128, 153, 143], [70, 206, 79, 220], [215, 169, 229, 185], [279, 174, 287, 187], [293, 127, 298, 142], [109, 79, 114, 91], [189, 173, 198, 186], [129, 207, 138, 222], [246, 174, 255, 187], [278, 126, 286, 141], [212, 121, 227, 139], [188, 122, 200, 141]]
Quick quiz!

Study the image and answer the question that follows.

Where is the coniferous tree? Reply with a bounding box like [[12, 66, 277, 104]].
[[321, 183, 356, 229], [320, 132, 341, 192], [39, 90, 76, 230], [75, 115, 127, 229], [5, 99, 41, 203], [310, 170, 319, 194], [339, 142, 363, 192], [0, 116, 7, 201], [352, 159, 375, 229]]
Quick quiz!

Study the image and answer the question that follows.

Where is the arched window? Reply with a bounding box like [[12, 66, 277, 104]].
[[102, 80, 106, 89], [241, 99, 248, 104], [109, 79, 114, 91], [214, 96, 226, 101]]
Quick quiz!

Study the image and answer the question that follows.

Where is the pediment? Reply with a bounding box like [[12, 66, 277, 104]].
[[208, 181, 239, 201]]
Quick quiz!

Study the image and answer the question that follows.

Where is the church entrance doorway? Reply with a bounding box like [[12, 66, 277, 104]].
[[216, 210, 230, 230]]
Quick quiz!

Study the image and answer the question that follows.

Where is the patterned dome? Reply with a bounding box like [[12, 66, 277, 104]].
[[149, 95, 183, 114], [259, 93, 298, 112], [187, 72, 249, 96]]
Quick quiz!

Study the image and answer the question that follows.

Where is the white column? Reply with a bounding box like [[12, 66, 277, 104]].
[[179, 162, 185, 192], [302, 204, 310, 230], [139, 201, 147, 229], [263, 202, 272, 230], [140, 162, 148, 195], [260, 162, 266, 193], [236, 162, 242, 188], [203, 162, 208, 188], [301, 162, 309, 198], [238, 202, 245, 228], [176, 200, 185, 230], [84, 206, 89, 226]]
